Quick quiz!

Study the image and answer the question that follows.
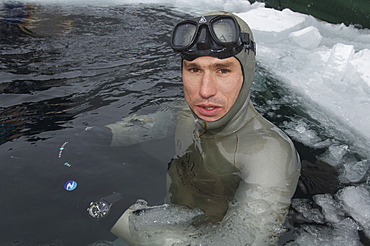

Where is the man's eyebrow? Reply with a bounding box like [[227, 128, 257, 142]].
[[211, 61, 234, 68], [183, 61, 201, 68], [183, 61, 235, 68]]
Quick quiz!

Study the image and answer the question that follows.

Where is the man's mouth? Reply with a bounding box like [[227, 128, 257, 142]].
[[193, 102, 224, 121], [196, 104, 222, 115]]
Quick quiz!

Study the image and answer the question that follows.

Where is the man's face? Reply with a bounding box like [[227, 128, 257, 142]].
[[182, 56, 243, 122]]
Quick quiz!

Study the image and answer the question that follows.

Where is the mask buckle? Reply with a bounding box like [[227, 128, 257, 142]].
[[240, 33, 256, 54]]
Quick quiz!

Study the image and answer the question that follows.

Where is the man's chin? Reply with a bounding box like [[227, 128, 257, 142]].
[[195, 113, 223, 122]]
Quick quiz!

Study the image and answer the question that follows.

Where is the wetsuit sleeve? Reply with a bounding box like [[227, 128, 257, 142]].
[[106, 106, 177, 147], [225, 129, 301, 245], [110, 202, 203, 246]]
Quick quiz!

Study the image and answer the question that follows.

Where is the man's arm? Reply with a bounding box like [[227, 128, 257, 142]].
[[106, 102, 182, 147], [225, 127, 301, 245]]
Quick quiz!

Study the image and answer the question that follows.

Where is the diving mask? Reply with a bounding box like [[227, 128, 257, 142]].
[[170, 15, 255, 61]]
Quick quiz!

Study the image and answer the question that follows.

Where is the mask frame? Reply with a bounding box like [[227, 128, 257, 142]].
[[171, 15, 255, 61]]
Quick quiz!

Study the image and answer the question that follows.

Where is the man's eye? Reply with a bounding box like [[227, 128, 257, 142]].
[[189, 68, 200, 73], [219, 69, 230, 74]]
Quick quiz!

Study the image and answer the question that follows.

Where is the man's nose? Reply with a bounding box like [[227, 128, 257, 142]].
[[199, 72, 217, 99]]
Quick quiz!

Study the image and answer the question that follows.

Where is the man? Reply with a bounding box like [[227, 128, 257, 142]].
[[87, 11, 301, 245]]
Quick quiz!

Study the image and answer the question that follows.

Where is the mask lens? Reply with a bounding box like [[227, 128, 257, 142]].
[[172, 22, 197, 49], [211, 18, 237, 43]]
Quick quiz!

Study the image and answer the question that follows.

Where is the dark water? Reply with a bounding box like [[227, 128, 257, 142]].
[[0, 3, 364, 246], [0, 3, 186, 245]]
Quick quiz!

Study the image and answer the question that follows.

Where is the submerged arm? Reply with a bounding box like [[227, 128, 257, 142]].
[[109, 171, 300, 246], [106, 103, 181, 147]]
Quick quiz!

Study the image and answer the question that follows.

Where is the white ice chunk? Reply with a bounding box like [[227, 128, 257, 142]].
[[223, 0, 251, 13], [314, 194, 344, 224], [353, 49, 370, 85], [248, 1, 266, 10], [345, 49, 370, 94], [291, 199, 324, 224], [319, 144, 348, 166], [337, 186, 370, 238], [341, 160, 370, 183], [322, 43, 355, 84], [289, 26, 322, 49], [237, 8, 307, 42], [313, 139, 333, 149], [283, 119, 322, 147], [288, 217, 361, 246]]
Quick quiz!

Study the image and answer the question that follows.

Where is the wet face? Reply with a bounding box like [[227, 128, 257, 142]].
[[182, 56, 243, 122]]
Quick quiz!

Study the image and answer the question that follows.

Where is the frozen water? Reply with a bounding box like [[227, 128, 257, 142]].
[[314, 194, 344, 224], [345, 49, 370, 94], [319, 144, 349, 166], [238, 8, 307, 42], [287, 218, 361, 246], [234, 3, 370, 161], [283, 118, 322, 147], [291, 199, 325, 224], [223, 0, 250, 13], [341, 160, 370, 183], [289, 26, 322, 49], [322, 43, 355, 85], [289, 191, 367, 246], [337, 186, 370, 238]]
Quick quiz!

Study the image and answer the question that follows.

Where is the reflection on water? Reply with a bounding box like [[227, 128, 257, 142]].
[[0, 3, 185, 146]]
